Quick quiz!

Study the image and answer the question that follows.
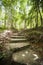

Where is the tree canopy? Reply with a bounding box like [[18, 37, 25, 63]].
[[0, 0, 43, 30]]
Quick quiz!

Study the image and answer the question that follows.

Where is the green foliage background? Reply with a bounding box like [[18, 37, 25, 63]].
[[0, 0, 43, 30]]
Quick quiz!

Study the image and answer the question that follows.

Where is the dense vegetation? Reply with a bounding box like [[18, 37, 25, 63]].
[[0, 0, 43, 30]]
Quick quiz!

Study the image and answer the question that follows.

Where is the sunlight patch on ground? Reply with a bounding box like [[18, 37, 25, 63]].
[[33, 54, 39, 60], [22, 54, 25, 57], [25, 51, 28, 54], [12, 49, 40, 64]]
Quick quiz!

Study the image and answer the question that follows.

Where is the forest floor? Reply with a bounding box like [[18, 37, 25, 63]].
[[19, 26, 43, 43], [19, 26, 43, 50], [0, 26, 43, 65]]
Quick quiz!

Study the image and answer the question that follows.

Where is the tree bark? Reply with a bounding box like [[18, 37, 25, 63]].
[[4, 9, 7, 28], [39, 9, 43, 27], [36, 10, 38, 28], [24, 20, 26, 29]]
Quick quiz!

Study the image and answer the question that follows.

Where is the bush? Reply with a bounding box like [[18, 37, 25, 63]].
[[26, 31, 43, 43]]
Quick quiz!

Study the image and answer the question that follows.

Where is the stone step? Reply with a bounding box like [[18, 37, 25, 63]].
[[9, 38, 27, 42], [12, 33, 25, 36], [5, 42, 29, 49], [11, 36, 25, 39]]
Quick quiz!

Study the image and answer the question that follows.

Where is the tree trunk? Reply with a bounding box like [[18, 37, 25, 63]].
[[15, 21, 16, 28], [11, 21, 13, 29], [30, 23, 32, 28], [10, 8, 14, 29], [4, 9, 6, 28], [24, 20, 26, 29], [36, 10, 38, 28], [39, 9, 43, 27]]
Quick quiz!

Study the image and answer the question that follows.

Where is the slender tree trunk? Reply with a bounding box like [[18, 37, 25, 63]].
[[36, 10, 38, 28], [10, 8, 14, 29], [4, 9, 6, 28], [30, 22, 32, 28], [15, 21, 16, 28], [39, 9, 43, 27], [25, 20, 26, 28], [30, 16, 33, 28], [11, 21, 13, 29], [24, 20, 26, 29]]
